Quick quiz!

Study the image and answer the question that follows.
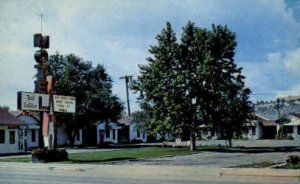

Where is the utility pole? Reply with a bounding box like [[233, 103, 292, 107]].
[[120, 75, 133, 116]]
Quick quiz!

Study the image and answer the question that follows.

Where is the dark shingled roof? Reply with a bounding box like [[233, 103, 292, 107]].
[[0, 108, 26, 126], [261, 120, 277, 127], [118, 116, 133, 126]]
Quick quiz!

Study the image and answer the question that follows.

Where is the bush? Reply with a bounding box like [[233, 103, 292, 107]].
[[131, 139, 143, 144], [286, 155, 300, 165], [286, 134, 294, 140], [32, 148, 45, 162], [32, 148, 68, 163]]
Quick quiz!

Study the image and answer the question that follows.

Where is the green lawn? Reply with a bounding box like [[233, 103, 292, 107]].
[[277, 163, 300, 169], [0, 147, 216, 163], [0, 156, 31, 162], [69, 147, 200, 163]]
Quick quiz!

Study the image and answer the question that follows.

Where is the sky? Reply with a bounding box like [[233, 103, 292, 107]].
[[0, 0, 300, 113]]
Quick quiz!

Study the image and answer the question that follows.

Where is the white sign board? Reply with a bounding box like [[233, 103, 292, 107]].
[[18, 92, 49, 111], [53, 95, 76, 113]]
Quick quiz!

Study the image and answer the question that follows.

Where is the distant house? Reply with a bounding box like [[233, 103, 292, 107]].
[[251, 114, 278, 139], [244, 113, 300, 140], [198, 114, 278, 140], [283, 115, 300, 139], [199, 124, 218, 140], [10, 111, 41, 150], [0, 108, 26, 154], [10, 111, 83, 148], [97, 121, 122, 144], [119, 116, 147, 143], [18, 114, 40, 150], [96, 116, 147, 145], [56, 124, 83, 146]]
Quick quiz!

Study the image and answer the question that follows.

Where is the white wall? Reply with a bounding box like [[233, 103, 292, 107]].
[[74, 129, 82, 145], [292, 126, 300, 139], [97, 122, 119, 144], [57, 126, 68, 146], [129, 122, 147, 143], [0, 126, 24, 154], [57, 126, 83, 146], [25, 129, 39, 149]]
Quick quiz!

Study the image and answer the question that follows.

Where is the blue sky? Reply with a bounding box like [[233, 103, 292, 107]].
[[0, 0, 300, 112]]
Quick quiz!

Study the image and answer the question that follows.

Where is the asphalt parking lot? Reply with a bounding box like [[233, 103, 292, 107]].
[[120, 151, 300, 167], [114, 139, 300, 167]]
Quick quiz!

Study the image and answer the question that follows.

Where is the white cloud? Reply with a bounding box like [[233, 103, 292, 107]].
[[242, 47, 300, 101], [276, 84, 300, 98], [284, 48, 300, 72], [1, 0, 300, 110]]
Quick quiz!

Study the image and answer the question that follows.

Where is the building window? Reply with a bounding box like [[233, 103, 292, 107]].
[[0, 130, 5, 143], [9, 130, 15, 144], [298, 126, 300, 135], [137, 129, 140, 137], [31, 129, 36, 142], [76, 130, 80, 141], [252, 127, 256, 136], [286, 127, 293, 134], [112, 129, 116, 140]]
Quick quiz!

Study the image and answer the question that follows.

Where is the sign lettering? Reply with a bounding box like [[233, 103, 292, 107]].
[[18, 92, 49, 111], [53, 95, 76, 113]]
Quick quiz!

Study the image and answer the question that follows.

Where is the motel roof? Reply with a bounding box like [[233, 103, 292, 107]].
[[0, 108, 26, 126]]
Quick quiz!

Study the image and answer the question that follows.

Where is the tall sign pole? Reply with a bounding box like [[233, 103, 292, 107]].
[[33, 29, 50, 148], [120, 75, 133, 116], [18, 15, 76, 151]]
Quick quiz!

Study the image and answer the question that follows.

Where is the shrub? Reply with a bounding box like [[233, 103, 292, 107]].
[[286, 134, 294, 140], [32, 148, 68, 163], [131, 139, 143, 144], [286, 155, 300, 165], [32, 148, 45, 162]]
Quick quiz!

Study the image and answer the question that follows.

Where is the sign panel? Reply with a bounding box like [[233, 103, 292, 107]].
[[53, 95, 76, 113], [17, 91, 49, 111]]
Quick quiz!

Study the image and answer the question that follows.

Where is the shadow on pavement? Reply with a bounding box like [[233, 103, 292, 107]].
[[210, 146, 300, 153], [69, 157, 137, 163]]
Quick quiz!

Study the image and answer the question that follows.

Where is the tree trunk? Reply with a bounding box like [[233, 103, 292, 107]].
[[190, 130, 196, 151], [228, 139, 232, 147], [69, 131, 75, 148]]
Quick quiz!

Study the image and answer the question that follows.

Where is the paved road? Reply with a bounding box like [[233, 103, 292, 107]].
[[0, 163, 299, 184]]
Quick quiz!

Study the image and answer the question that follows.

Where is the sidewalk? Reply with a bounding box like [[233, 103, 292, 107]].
[[221, 168, 300, 178]]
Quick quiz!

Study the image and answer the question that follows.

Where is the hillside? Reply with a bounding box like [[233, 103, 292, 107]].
[[255, 97, 300, 120]]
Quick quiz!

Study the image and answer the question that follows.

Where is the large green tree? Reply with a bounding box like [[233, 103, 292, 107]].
[[132, 22, 253, 150], [48, 53, 124, 145]]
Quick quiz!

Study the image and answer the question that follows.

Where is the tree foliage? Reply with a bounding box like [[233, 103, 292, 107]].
[[48, 53, 124, 145], [132, 22, 253, 149], [0, 106, 9, 111]]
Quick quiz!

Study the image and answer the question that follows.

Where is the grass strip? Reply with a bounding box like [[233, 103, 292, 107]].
[[0, 147, 217, 163], [68, 147, 199, 163]]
